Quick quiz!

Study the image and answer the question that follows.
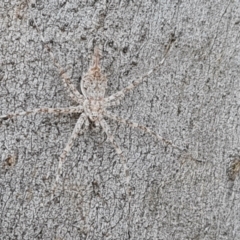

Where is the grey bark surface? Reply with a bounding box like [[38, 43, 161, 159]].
[[0, 0, 240, 239]]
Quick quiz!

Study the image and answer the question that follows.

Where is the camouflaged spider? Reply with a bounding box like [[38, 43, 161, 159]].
[[0, 34, 182, 197]]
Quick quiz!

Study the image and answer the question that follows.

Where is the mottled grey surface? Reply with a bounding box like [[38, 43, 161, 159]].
[[0, 0, 240, 239]]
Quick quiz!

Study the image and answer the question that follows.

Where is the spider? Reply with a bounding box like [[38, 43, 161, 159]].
[[0, 31, 182, 198]]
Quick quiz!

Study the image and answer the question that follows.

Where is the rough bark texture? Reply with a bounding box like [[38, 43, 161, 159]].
[[0, 0, 240, 239]]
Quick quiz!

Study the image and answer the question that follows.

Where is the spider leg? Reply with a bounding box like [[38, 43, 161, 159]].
[[99, 118, 131, 199], [92, 46, 100, 68], [32, 20, 83, 104], [57, 113, 87, 182], [104, 37, 175, 107], [104, 63, 165, 107], [0, 106, 83, 121], [46, 45, 84, 104], [104, 111, 183, 151]]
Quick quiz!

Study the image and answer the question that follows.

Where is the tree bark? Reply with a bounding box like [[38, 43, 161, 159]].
[[0, 0, 239, 239]]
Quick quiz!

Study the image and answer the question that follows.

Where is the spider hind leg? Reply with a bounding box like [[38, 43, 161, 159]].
[[99, 118, 131, 198], [56, 113, 87, 182], [104, 111, 183, 151]]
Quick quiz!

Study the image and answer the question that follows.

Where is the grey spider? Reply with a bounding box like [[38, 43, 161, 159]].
[[0, 35, 182, 198]]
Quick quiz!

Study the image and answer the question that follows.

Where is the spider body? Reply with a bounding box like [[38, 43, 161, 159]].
[[81, 49, 106, 123], [1, 36, 182, 198]]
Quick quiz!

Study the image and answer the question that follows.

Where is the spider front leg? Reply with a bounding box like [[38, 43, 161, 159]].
[[104, 61, 167, 107], [104, 111, 183, 151], [57, 113, 88, 182], [33, 20, 84, 104], [45, 44, 84, 105], [99, 118, 131, 199], [0, 106, 83, 121], [104, 36, 175, 107]]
